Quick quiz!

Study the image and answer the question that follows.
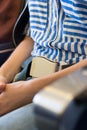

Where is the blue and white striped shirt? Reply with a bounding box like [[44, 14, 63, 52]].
[[27, 0, 87, 64]]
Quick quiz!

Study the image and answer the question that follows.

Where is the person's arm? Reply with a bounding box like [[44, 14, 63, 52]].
[[0, 36, 34, 90], [0, 58, 87, 115], [20, 58, 87, 95]]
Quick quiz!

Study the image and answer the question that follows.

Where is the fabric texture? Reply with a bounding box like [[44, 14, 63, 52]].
[[0, 104, 37, 130], [25, 0, 87, 64]]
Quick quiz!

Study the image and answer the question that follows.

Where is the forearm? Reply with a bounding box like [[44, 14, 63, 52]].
[[0, 59, 87, 115], [0, 36, 34, 83], [23, 59, 87, 102]]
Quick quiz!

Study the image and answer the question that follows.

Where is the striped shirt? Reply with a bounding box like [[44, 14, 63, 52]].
[[27, 0, 87, 64]]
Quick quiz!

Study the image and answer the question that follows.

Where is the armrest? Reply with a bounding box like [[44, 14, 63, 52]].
[[33, 67, 87, 130]]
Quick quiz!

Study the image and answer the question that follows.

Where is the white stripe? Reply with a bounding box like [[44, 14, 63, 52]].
[[63, 28, 87, 35], [34, 32, 41, 42], [30, 12, 47, 17], [30, 17, 46, 23], [30, 23, 45, 28], [31, 29, 43, 33], [84, 45, 87, 55], [57, 36, 65, 49], [63, 37, 70, 51], [77, 42, 83, 54], [29, 1, 47, 6], [64, 21, 87, 28], [63, 8, 87, 19], [48, 49, 53, 60], [61, 50, 65, 61], [29, 7, 47, 12], [70, 38, 77, 53], [68, 52, 72, 61], [36, 32, 44, 43], [39, 0, 52, 44]]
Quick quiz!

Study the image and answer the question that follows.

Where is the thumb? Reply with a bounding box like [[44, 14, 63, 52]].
[[0, 81, 6, 92], [0, 76, 7, 92]]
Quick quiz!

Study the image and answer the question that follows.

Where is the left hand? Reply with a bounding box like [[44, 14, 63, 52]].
[[0, 81, 33, 116], [0, 75, 7, 93]]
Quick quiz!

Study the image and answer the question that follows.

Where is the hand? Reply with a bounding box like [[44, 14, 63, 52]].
[[0, 76, 50, 116], [0, 76, 7, 93], [0, 81, 33, 116]]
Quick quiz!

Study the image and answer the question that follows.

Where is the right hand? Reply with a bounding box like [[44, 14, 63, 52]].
[[0, 76, 7, 93]]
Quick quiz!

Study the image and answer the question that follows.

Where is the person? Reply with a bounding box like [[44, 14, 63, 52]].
[[0, 0, 25, 66], [0, 0, 87, 130]]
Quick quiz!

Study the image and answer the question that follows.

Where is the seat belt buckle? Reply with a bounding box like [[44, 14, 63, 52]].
[[30, 57, 59, 77]]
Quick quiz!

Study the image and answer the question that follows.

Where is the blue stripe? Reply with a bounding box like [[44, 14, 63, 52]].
[[76, 0, 87, 5], [52, 49, 58, 60], [81, 42, 85, 55], [43, 47, 50, 56], [30, 15, 47, 20], [30, 26, 45, 30], [30, 10, 47, 14], [64, 31, 87, 39], [30, 20, 46, 25], [72, 52, 75, 59], [29, 4, 47, 8], [68, 42, 71, 52], [70, 37, 74, 42], [65, 14, 87, 21], [47, 48, 53, 59], [65, 19, 81, 24], [62, 0, 87, 9], [62, 5, 87, 16], [58, 49, 62, 62], [65, 51, 68, 62], [64, 25, 87, 32], [74, 42, 78, 54]]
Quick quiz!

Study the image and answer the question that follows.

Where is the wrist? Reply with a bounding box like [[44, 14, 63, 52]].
[[0, 69, 8, 83], [0, 75, 8, 83]]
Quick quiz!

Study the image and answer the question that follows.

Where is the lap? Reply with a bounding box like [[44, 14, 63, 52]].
[[0, 104, 37, 130], [0, 57, 36, 130]]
